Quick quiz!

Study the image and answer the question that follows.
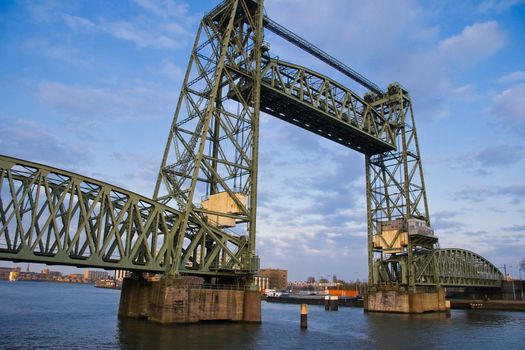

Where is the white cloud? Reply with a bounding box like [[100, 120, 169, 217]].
[[23, 37, 90, 67], [439, 21, 506, 63], [0, 117, 92, 165], [26, 0, 67, 23], [61, 13, 95, 31], [491, 84, 525, 125], [37, 82, 121, 117], [499, 70, 525, 84], [477, 0, 525, 13], [27, 1, 194, 51], [134, 0, 189, 19], [161, 59, 184, 80], [102, 20, 188, 50], [452, 84, 478, 101], [35, 81, 176, 121]]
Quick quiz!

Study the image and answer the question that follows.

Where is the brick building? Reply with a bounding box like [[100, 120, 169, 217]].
[[259, 269, 288, 290]]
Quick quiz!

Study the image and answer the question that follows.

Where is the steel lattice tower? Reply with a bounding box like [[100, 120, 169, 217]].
[[153, 0, 264, 278], [366, 84, 439, 292]]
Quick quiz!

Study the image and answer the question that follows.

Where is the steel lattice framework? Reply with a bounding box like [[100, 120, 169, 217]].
[[435, 248, 503, 287], [259, 59, 396, 154], [0, 156, 254, 276], [0, 0, 505, 290], [153, 0, 264, 280], [366, 84, 438, 291]]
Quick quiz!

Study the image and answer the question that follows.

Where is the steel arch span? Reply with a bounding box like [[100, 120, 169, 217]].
[[435, 248, 503, 287], [409, 248, 504, 288]]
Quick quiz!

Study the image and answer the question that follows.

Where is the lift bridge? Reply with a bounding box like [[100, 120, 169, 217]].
[[0, 0, 503, 291]]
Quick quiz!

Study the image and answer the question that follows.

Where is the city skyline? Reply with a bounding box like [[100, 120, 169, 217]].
[[1, 0, 524, 281]]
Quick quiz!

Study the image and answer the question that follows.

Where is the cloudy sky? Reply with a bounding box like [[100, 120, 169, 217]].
[[1, 0, 524, 281]]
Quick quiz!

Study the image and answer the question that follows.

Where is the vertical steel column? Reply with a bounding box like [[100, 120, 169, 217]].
[[248, 0, 264, 257]]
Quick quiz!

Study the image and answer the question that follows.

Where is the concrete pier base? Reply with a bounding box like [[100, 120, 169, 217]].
[[118, 276, 261, 324], [364, 287, 448, 314]]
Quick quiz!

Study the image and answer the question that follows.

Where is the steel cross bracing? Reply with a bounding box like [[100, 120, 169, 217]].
[[0, 156, 254, 275], [365, 84, 438, 291], [0, 0, 505, 289], [257, 59, 396, 154], [153, 0, 264, 280]]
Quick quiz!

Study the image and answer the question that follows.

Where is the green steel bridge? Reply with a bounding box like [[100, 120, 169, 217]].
[[0, 0, 504, 289], [0, 155, 503, 287]]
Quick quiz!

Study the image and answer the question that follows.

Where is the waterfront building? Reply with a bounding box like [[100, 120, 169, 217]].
[[83, 269, 109, 282], [259, 269, 287, 290], [0, 267, 21, 280], [41, 269, 61, 277]]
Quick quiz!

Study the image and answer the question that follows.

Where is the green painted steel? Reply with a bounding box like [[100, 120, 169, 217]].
[[153, 0, 265, 278], [258, 59, 396, 154], [0, 155, 258, 276], [435, 248, 503, 287], [0, 0, 504, 290], [373, 248, 503, 288], [366, 84, 437, 292]]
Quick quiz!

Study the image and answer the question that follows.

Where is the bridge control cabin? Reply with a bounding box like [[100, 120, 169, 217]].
[[373, 218, 437, 254], [201, 192, 247, 227]]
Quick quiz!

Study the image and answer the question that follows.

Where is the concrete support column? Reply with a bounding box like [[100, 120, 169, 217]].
[[118, 276, 261, 324], [365, 287, 448, 313]]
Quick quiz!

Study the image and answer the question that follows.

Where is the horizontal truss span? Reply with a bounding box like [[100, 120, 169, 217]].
[[230, 59, 396, 155], [0, 155, 257, 276]]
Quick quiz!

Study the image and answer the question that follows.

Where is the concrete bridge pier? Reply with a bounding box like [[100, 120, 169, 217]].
[[365, 287, 448, 314], [118, 276, 261, 324]]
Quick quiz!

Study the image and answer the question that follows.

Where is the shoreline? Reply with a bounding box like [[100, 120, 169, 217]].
[[265, 295, 525, 311]]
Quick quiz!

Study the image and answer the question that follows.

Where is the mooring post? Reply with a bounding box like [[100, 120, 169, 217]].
[[325, 295, 339, 311], [300, 303, 308, 329]]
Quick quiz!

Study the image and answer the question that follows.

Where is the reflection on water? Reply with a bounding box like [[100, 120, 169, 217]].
[[1, 281, 524, 350], [116, 302, 525, 350], [118, 318, 261, 350]]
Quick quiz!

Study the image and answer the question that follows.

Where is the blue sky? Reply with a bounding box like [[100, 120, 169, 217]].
[[1, 0, 524, 281]]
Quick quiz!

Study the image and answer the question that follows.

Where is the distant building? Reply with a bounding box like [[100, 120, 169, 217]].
[[259, 269, 287, 290], [83, 269, 109, 281], [0, 267, 21, 280], [41, 269, 61, 277]]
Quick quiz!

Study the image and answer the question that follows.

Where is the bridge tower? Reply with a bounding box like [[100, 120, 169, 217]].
[[365, 85, 445, 312], [153, 0, 264, 281]]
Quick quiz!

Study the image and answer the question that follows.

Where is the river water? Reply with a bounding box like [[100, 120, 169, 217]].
[[0, 281, 523, 349]]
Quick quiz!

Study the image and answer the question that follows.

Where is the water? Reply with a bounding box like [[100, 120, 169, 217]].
[[1, 281, 524, 349]]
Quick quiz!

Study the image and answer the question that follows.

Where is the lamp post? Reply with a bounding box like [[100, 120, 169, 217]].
[[509, 265, 516, 300], [519, 269, 523, 301]]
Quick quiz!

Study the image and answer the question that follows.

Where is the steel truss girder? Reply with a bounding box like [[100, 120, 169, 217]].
[[375, 248, 504, 288], [0, 155, 255, 276], [256, 59, 396, 155], [434, 248, 503, 287]]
